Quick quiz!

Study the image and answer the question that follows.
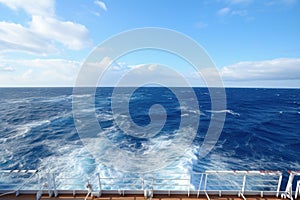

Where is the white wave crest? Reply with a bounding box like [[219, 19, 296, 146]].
[[206, 109, 240, 116]]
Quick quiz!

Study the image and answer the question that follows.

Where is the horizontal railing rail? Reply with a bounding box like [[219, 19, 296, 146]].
[[0, 170, 39, 197], [0, 169, 298, 200], [202, 170, 282, 200], [283, 171, 300, 199]]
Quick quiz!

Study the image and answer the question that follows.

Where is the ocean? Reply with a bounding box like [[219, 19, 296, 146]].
[[0, 87, 299, 190]]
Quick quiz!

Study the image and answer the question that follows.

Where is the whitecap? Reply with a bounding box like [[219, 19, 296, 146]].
[[181, 113, 189, 117], [71, 94, 93, 98], [206, 109, 240, 116]]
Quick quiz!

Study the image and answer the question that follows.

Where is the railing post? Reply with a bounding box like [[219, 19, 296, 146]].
[[188, 174, 191, 197], [242, 174, 247, 194], [52, 173, 57, 197], [286, 172, 294, 196], [97, 173, 102, 197], [276, 173, 283, 197], [197, 173, 203, 198], [142, 175, 144, 191], [204, 173, 208, 191], [46, 173, 52, 197], [36, 173, 42, 200], [152, 176, 154, 195], [295, 181, 300, 199]]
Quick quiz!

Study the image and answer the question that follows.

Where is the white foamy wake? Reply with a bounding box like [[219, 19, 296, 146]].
[[38, 121, 200, 190]]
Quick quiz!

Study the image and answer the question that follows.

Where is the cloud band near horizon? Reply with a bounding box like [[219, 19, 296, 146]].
[[0, 57, 299, 88]]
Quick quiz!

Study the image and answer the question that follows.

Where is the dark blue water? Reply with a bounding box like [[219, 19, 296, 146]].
[[0, 87, 299, 189]]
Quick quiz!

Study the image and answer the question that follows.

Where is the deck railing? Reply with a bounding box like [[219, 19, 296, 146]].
[[0, 170, 299, 200], [202, 171, 282, 200], [0, 170, 39, 197], [282, 171, 300, 200]]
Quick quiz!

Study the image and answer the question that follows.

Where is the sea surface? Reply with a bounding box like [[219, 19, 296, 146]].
[[0, 87, 299, 190]]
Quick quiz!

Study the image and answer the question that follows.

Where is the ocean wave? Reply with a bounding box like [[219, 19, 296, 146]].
[[206, 109, 240, 116], [180, 106, 205, 116], [71, 94, 93, 99], [0, 87, 299, 190]]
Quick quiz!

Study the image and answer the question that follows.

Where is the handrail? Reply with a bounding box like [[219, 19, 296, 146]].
[[283, 171, 300, 199], [295, 180, 300, 199], [0, 169, 298, 200], [0, 170, 39, 197], [203, 170, 283, 199]]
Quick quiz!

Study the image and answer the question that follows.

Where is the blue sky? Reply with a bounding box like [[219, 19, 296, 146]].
[[0, 0, 299, 87]]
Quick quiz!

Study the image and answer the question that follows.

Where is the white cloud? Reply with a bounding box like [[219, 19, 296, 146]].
[[0, 0, 91, 55], [30, 16, 91, 50], [218, 7, 231, 16], [94, 0, 107, 11], [0, 59, 81, 86], [2, 58, 299, 87], [77, 56, 114, 86], [0, 21, 57, 55], [217, 7, 248, 17], [217, 0, 253, 19], [0, 0, 55, 16], [231, 9, 248, 16], [80, 58, 300, 88], [221, 58, 300, 81], [107, 64, 193, 87], [0, 65, 15, 72], [98, 63, 206, 87]]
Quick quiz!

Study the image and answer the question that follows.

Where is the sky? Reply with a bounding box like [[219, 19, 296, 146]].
[[0, 0, 299, 87]]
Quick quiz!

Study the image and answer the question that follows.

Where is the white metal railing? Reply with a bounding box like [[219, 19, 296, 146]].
[[98, 174, 144, 190], [0, 169, 299, 200], [202, 170, 282, 200], [0, 170, 39, 196], [296, 180, 300, 199], [150, 173, 197, 197], [282, 171, 300, 200]]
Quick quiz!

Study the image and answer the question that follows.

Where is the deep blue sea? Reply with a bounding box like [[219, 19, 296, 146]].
[[0, 87, 299, 190]]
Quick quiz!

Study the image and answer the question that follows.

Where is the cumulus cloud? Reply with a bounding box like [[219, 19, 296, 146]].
[[100, 59, 300, 88], [30, 16, 91, 50], [0, 0, 91, 55], [0, 59, 81, 86], [77, 56, 114, 86], [0, 0, 55, 16], [96, 63, 207, 87], [110, 64, 193, 87], [94, 0, 107, 11], [0, 21, 57, 55], [221, 58, 300, 81], [2, 58, 299, 87]]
